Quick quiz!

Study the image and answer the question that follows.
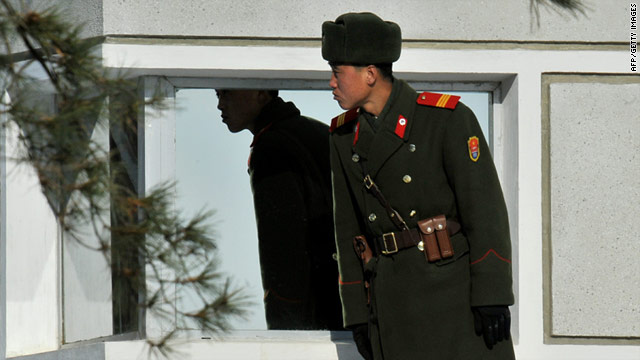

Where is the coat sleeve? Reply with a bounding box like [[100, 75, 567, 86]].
[[442, 103, 514, 307], [329, 135, 369, 328]]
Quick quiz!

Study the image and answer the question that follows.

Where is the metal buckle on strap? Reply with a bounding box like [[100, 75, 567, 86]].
[[381, 232, 398, 255], [364, 175, 374, 189]]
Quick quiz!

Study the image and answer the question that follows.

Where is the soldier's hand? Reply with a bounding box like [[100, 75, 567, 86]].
[[351, 323, 374, 360], [472, 305, 511, 350]]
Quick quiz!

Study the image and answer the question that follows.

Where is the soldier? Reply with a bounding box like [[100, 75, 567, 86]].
[[322, 13, 516, 359], [216, 89, 342, 330]]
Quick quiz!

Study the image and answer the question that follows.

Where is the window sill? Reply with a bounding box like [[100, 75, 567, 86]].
[[9, 331, 360, 360]]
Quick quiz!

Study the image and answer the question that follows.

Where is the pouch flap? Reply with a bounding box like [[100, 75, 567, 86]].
[[433, 215, 447, 231], [417, 218, 435, 234]]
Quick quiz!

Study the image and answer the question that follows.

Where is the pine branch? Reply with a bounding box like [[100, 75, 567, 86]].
[[531, 0, 589, 27], [544, 0, 587, 12], [1, 2, 248, 356]]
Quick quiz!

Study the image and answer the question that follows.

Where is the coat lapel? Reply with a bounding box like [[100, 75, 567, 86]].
[[354, 115, 374, 159], [333, 119, 365, 180]]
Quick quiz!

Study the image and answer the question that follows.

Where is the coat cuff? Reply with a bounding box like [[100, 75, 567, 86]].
[[339, 279, 369, 328], [470, 254, 515, 307]]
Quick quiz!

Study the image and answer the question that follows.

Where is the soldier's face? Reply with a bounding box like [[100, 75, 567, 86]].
[[329, 65, 370, 110], [216, 90, 264, 133]]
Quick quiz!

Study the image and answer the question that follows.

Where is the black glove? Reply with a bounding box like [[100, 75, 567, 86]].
[[472, 305, 511, 350], [351, 323, 374, 360]]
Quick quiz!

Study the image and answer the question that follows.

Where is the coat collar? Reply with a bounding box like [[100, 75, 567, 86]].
[[250, 97, 300, 148], [361, 79, 418, 178], [331, 79, 419, 180]]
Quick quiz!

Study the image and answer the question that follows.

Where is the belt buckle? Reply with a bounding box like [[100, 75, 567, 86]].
[[381, 232, 398, 255]]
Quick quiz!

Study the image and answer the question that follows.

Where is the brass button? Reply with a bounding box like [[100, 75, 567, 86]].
[[403, 175, 412, 184], [368, 213, 377, 222], [437, 224, 444, 230], [409, 210, 417, 218], [408, 144, 416, 152], [352, 153, 360, 162], [417, 241, 424, 251]]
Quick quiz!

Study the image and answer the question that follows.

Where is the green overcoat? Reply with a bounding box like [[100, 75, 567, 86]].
[[330, 79, 516, 359]]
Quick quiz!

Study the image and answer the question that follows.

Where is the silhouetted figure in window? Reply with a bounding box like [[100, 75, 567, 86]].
[[217, 89, 342, 330]]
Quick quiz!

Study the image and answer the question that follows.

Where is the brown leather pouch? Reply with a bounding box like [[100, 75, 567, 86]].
[[433, 215, 454, 258], [417, 218, 442, 262], [353, 235, 373, 265]]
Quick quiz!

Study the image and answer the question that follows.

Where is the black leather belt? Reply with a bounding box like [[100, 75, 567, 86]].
[[373, 220, 461, 256]]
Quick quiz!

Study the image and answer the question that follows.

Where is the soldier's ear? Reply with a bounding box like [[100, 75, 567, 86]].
[[365, 65, 381, 86]]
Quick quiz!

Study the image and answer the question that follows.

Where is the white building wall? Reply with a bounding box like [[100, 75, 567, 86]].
[[10, 0, 631, 44], [3, 99, 60, 357]]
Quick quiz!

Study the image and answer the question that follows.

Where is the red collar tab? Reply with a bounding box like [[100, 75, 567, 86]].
[[353, 121, 361, 146], [394, 115, 408, 138], [416, 92, 460, 109], [330, 108, 359, 133]]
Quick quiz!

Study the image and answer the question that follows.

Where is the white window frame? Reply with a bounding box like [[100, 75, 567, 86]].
[[138, 74, 519, 344]]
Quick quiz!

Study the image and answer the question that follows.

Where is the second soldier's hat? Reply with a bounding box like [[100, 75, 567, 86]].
[[322, 12, 401, 64]]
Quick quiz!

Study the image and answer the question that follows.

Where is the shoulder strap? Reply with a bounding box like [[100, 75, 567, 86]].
[[416, 91, 460, 109], [330, 108, 360, 132]]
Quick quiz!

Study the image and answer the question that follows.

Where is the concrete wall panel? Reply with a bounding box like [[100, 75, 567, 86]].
[[5, 1, 632, 55], [100, 0, 629, 42], [4, 0, 103, 53], [548, 79, 640, 338]]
